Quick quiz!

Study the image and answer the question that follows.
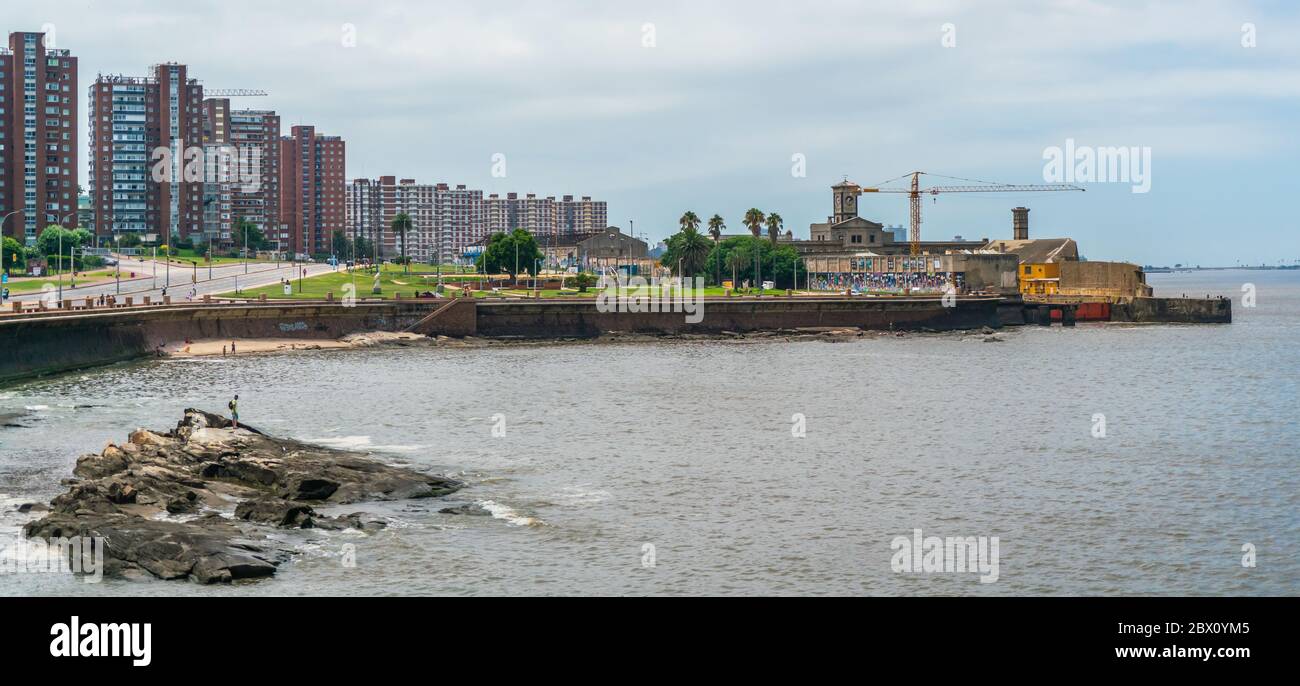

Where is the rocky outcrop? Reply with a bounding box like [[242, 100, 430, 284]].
[[23, 408, 462, 584]]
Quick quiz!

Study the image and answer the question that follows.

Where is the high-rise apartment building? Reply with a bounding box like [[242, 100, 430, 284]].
[[347, 178, 487, 263], [201, 98, 280, 248], [279, 125, 344, 256], [347, 179, 603, 264], [1, 31, 78, 243], [433, 183, 484, 263], [483, 192, 606, 239], [88, 63, 204, 242]]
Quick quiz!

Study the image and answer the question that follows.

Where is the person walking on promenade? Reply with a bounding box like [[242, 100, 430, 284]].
[[228, 395, 240, 429]]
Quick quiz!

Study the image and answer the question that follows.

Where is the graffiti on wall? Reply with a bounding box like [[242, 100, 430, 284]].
[[810, 272, 964, 294]]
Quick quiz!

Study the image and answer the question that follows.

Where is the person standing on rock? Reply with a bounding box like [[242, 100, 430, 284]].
[[228, 395, 240, 429]]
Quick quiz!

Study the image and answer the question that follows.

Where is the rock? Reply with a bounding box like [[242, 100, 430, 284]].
[[983, 335, 1004, 343], [74, 448, 127, 479], [310, 512, 387, 532], [24, 512, 281, 584], [440, 503, 491, 517], [981, 326, 996, 335], [106, 481, 137, 504], [235, 497, 316, 528], [128, 429, 169, 447], [23, 408, 464, 583]]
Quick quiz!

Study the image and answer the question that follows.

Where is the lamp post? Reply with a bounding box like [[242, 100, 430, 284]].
[[57, 212, 76, 299]]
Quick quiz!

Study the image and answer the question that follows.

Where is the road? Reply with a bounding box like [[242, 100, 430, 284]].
[[6, 256, 339, 304]]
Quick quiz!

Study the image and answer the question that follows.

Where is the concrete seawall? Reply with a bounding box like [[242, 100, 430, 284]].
[[472, 296, 1002, 338], [0, 296, 1000, 383], [0, 302, 430, 384], [1112, 296, 1232, 324], [1, 293, 1227, 384]]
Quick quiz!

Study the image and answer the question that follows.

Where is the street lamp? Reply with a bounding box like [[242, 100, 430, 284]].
[[108, 234, 122, 295], [55, 212, 76, 300], [1, 212, 21, 298]]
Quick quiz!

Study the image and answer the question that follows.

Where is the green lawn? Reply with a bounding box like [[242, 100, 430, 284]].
[[162, 249, 276, 267], [218, 264, 805, 301], [3, 269, 120, 294], [219, 265, 485, 300]]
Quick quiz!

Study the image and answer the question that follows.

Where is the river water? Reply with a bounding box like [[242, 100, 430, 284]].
[[1, 269, 1296, 596]]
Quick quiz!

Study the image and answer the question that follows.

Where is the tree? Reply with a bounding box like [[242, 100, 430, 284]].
[[707, 214, 725, 285], [36, 226, 82, 260], [706, 235, 801, 290], [743, 208, 765, 238], [725, 247, 748, 290], [354, 236, 374, 261], [766, 212, 783, 245], [660, 226, 713, 279], [331, 230, 351, 259], [391, 212, 413, 273], [235, 218, 267, 253], [477, 229, 542, 280], [679, 211, 701, 234], [2, 236, 26, 273], [571, 272, 599, 293]]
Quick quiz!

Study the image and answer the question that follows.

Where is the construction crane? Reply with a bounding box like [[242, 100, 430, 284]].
[[204, 89, 268, 97], [855, 172, 1084, 255]]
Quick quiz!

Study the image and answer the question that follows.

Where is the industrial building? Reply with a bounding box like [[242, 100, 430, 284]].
[[796, 181, 1150, 298]]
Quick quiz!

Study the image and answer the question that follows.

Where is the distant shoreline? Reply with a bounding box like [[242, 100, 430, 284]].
[[1144, 266, 1299, 273]]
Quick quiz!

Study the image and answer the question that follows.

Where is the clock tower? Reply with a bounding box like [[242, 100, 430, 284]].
[[831, 180, 860, 224]]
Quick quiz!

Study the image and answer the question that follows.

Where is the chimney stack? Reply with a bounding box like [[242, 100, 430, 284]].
[[1012, 207, 1030, 240]]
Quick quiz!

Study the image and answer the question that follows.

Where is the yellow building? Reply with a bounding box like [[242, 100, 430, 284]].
[[1019, 263, 1060, 295]]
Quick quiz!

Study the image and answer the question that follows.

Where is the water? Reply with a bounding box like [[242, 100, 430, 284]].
[[1, 269, 1296, 595]]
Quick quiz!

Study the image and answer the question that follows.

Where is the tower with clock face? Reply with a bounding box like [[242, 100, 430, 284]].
[[831, 180, 860, 224]]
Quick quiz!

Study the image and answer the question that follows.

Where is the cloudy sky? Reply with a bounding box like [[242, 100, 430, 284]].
[[13, 0, 1299, 265]]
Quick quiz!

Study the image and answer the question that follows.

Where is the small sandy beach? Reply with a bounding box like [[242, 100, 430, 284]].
[[164, 331, 427, 357]]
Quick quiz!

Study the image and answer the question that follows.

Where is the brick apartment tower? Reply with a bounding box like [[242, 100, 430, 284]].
[[201, 98, 280, 248], [89, 63, 204, 242], [279, 125, 344, 256], [1, 31, 78, 243]]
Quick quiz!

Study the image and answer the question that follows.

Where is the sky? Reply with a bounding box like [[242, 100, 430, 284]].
[[11, 0, 1299, 266]]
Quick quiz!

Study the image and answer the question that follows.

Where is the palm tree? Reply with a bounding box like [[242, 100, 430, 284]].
[[707, 214, 725, 285], [678, 227, 712, 278], [765, 212, 783, 245], [743, 208, 765, 238], [679, 211, 701, 234], [726, 248, 748, 291], [391, 212, 413, 274]]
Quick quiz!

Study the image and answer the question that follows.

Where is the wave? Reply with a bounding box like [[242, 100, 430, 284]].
[[477, 500, 545, 527], [299, 435, 424, 454]]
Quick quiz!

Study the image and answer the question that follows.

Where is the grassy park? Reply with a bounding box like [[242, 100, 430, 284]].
[[222, 264, 494, 300], [219, 264, 797, 301], [2, 269, 122, 294]]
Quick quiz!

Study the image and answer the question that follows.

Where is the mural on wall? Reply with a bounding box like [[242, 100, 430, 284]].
[[810, 272, 964, 294]]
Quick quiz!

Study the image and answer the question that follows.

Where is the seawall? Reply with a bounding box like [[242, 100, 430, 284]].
[[0, 296, 1000, 383]]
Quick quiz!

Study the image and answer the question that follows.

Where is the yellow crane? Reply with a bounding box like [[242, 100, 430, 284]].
[[856, 172, 1084, 255]]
